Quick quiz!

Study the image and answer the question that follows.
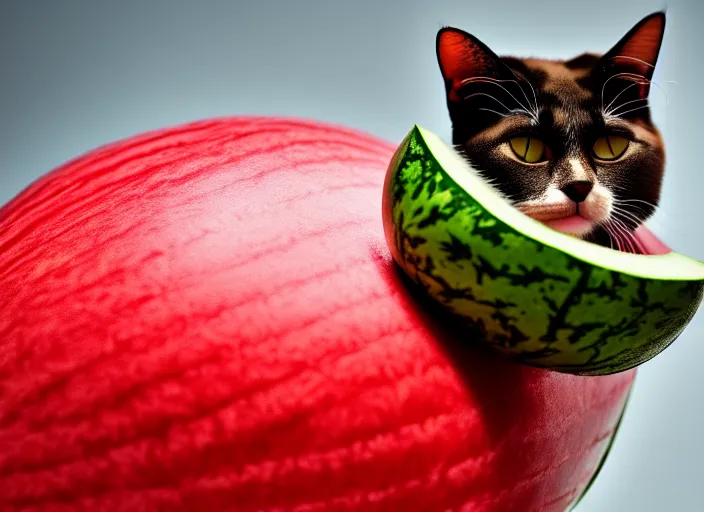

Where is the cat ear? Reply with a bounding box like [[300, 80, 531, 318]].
[[436, 27, 512, 102], [600, 12, 666, 98]]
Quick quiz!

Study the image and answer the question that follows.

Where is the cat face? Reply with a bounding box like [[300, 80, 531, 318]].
[[436, 12, 666, 246]]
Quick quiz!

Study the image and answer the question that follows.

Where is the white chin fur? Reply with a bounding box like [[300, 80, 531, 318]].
[[580, 182, 613, 225]]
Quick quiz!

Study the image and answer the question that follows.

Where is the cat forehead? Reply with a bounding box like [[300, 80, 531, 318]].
[[496, 54, 606, 134], [515, 57, 595, 100]]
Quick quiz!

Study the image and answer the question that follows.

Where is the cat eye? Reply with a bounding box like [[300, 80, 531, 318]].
[[592, 135, 629, 161], [509, 136, 547, 164]]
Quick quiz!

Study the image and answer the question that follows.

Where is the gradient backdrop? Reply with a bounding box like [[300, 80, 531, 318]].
[[1, 1, 702, 510]]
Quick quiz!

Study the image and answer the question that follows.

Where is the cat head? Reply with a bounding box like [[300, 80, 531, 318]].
[[436, 12, 666, 242]]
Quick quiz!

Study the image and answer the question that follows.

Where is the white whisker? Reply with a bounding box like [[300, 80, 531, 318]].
[[605, 97, 649, 117], [609, 222, 629, 253], [611, 207, 644, 229], [601, 72, 650, 112], [606, 104, 655, 119], [512, 72, 540, 119], [608, 225, 623, 252], [613, 199, 655, 216], [460, 77, 539, 121], [462, 92, 523, 116], [602, 73, 671, 116], [605, 229, 616, 251], [607, 55, 656, 69], [612, 214, 648, 253], [610, 193, 657, 207], [615, 198, 657, 207], [477, 107, 511, 118], [600, 222, 616, 250], [603, 223, 623, 252], [610, 192, 654, 229], [610, 218, 638, 253], [604, 81, 640, 114]]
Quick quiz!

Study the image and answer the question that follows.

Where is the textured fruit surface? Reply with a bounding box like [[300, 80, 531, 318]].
[[383, 125, 704, 376], [0, 117, 633, 511]]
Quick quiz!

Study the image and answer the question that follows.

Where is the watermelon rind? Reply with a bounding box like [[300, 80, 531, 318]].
[[382, 125, 704, 375]]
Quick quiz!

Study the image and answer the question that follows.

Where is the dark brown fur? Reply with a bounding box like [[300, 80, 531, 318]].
[[436, 12, 667, 249]]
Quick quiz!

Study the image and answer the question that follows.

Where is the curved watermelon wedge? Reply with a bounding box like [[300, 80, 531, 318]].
[[382, 125, 704, 375]]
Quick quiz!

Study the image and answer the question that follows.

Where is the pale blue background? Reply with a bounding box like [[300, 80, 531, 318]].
[[1, 1, 702, 510]]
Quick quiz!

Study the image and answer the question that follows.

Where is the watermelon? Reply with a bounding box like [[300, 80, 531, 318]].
[[0, 117, 636, 511], [383, 125, 704, 376]]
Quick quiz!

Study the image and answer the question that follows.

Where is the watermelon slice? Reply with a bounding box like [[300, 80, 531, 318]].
[[383, 125, 704, 375]]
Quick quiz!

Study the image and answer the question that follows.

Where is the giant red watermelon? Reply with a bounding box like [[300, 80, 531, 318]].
[[0, 117, 637, 511]]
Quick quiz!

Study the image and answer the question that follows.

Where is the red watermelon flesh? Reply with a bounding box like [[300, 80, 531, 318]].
[[0, 117, 640, 511]]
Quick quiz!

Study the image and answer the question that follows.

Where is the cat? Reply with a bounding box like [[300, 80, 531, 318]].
[[436, 11, 666, 253]]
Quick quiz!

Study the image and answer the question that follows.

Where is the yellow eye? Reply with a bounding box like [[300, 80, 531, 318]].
[[510, 136, 547, 164], [593, 135, 629, 160]]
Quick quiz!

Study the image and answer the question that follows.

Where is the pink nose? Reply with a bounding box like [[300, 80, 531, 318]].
[[561, 181, 593, 203]]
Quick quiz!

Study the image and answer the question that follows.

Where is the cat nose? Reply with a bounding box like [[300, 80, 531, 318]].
[[561, 181, 593, 203]]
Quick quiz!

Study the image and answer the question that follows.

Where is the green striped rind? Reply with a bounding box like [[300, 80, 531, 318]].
[[381, 125, 704, 375]]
